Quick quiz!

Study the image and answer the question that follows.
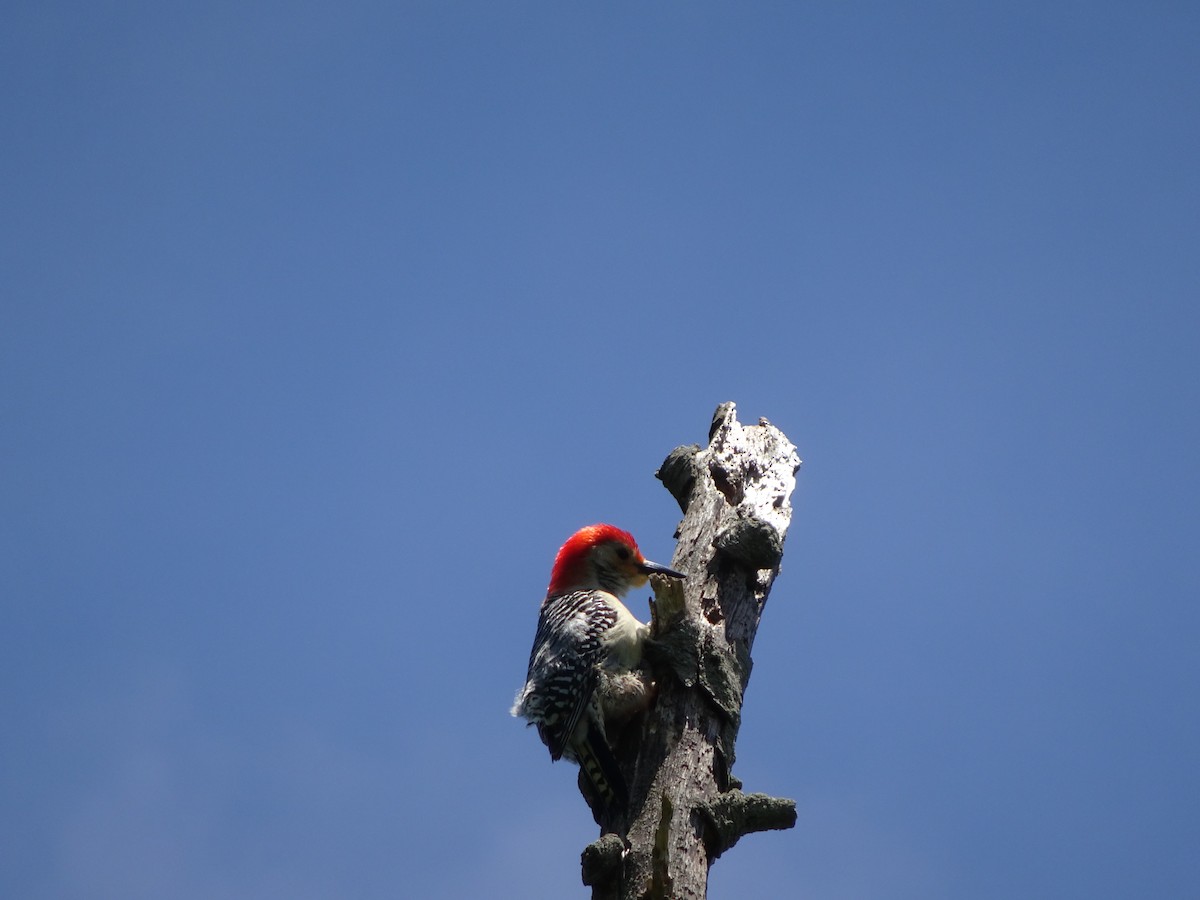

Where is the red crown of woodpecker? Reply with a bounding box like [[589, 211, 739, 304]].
[[548, 524, 642, 594]]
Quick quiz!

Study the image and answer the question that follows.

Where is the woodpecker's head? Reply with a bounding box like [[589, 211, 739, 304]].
[[548, 524, 684, 598]]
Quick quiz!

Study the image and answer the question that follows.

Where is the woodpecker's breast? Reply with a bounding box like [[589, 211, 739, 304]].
[[596, 596, 648, 670]]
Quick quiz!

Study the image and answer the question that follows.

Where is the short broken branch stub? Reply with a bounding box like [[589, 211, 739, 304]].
[[656, 444, 701, 514], [581, 833, 626, 896], [713, 514, 784, 571], [699, 791, 798, 858]]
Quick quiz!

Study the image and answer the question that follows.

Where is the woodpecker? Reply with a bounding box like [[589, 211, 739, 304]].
[[511, 524, 685, 812]]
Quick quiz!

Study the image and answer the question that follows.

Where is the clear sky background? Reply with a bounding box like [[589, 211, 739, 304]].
[[3, 3, 1198, 898]]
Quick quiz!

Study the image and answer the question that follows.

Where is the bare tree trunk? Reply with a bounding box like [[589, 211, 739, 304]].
[[581, 402, 801, 899]]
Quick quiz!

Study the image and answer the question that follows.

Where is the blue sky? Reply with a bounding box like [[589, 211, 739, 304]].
[[3, 3, 1198, 897]]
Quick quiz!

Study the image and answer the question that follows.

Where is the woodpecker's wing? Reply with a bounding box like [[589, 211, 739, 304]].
[[521, 589, 618, 761]]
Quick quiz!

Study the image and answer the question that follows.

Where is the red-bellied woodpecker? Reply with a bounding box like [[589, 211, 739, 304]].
[[511, 524, 685, 812]]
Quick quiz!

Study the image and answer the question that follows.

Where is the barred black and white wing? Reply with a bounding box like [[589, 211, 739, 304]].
[[511, 589, 618, 760]]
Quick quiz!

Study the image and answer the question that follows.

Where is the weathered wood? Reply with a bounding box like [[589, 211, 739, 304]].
[[582, 402, 801, 899]]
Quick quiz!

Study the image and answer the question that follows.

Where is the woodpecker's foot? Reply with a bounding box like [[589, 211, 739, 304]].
[[597, 670, 655, 723]]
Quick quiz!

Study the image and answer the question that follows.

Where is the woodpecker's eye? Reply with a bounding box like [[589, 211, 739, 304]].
[[616, 545, 632, 561]]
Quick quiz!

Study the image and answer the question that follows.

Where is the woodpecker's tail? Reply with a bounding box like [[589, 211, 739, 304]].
[[576, 721, 629, 813]]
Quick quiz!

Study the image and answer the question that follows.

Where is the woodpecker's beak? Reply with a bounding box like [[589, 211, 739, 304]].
[[638, 559, 685, 579]]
